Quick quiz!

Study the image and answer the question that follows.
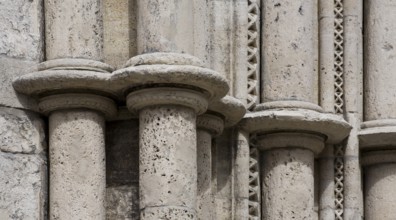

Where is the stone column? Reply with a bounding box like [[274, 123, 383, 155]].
[[359, 1, 396, 220], [196, 114, 224, 220], [13, 0, 118, 219], [196, 96, 245, 220], [111, 1, 229, 219], [241, 0, 351, 219]]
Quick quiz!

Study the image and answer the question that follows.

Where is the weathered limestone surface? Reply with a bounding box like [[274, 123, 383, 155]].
[[103, 0, 137, 68], [137, 0, 194, 54], [262, 0, 318, 104], [364, 0, 396, 121], [0, 107, 46, 154], [139, 105, 197, 219], [0, 107, 47, 220], [45, 0, 104, 60], [259, 136, 320, 220], [0, 152, 47, 220], [364, 163, 396, 220], [49, 110, 106, 220], [0, 0, 44, 61]]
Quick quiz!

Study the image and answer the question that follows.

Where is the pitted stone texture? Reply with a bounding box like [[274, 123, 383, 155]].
[[106, 185, 139, 220], [0, 152, 47, 220], [261, 148, 315, 220], [0, 57, 39, 110], [137, 0, 194, 54], [45, 0, 103, 60], [49, 110, 106, 220], [0, 106, 46, 154], [364, 0, 396, 120], [197, 129, 214, 220], [139, 105, 197, 219], [141, 207, 195, 220], [364, 163, 396, 220], [103, 0, 136, 69], [0, 0, 44, 61], [262, 0, 318, 104]]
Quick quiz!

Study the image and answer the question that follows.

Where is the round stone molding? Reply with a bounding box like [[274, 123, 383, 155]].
[[112, 52, 229, 102], [254, 100, 324, 112], [359, 119, 396, 150], [197, 114, 225, 137], [39, 93, 117, 118], [241, 109, 351, 144], [127, 87, 209, 115], [209, 95, 246, 127], [361, 150, 396, 167], [257, 132, 325, 155], [13, 58, 118, 99]]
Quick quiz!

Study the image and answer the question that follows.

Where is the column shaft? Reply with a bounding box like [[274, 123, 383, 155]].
[[45, 0, 104, 60], [49, 110, 106, 219], [137, 0, 194, 54], [262, 0, 318, 103], [365, 163, 396, 219], [364, 0, 396, 120], [139, 105, 197, 219], [197, 129, 213, 220], [261, 148, 315, 219]]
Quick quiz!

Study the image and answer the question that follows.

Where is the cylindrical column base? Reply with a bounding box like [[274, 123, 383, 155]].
[[362, 150, 396, 220], [49, 110, 106, 220], [258, 133, 323, 220], [139, 105, 197, 219]]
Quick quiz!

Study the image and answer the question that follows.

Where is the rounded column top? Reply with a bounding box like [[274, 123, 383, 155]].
[[197, 114, 224, 137], [112, 53, 229, 102], [39, 93, 117, 119], [127, 87, 209, 115], [241, 108, 351, 144], [209, 96, 246, 127]]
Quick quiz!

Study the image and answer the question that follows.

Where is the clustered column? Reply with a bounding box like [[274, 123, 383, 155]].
[[196, 96, 245, 220], [359, 1, 396, 219], [242, 0, 351, 219], [112, 0, 229, 219], [13, 0, 117, 219]]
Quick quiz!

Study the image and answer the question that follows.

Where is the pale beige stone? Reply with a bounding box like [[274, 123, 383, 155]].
[[261, 148, 315, 220], [261, 0, 318, 104], [49, 110, 106, 220], [139, 105, 197, 219], [0, 152, 47, 220], [45, 0, 104, 60], [0, 0, 44, 61], [106, 185, 139, 220], [364, 163, 396, 220]]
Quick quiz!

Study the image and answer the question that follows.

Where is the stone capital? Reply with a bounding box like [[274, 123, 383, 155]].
[[241, 103, 351, 147], [197, 114, 224, 137]]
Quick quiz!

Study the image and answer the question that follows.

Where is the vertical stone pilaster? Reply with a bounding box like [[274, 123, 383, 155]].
[[196, 114, 224, 220], [242, 0, 352, 219], [359, 1, 396, 220], [13, 0, 118, 219]]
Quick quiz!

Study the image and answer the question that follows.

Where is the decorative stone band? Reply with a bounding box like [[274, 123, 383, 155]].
[[256, 132, 325, 155], [124, 52, 205, 68], [241, 109, 351, 146], [39, 93, 117, 118], [127, 87, 209, 115], [209, 96, 246, 127], [361, 150, 396, 167], [359, 119, 396, 151], [197, 114, 224, 137]]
